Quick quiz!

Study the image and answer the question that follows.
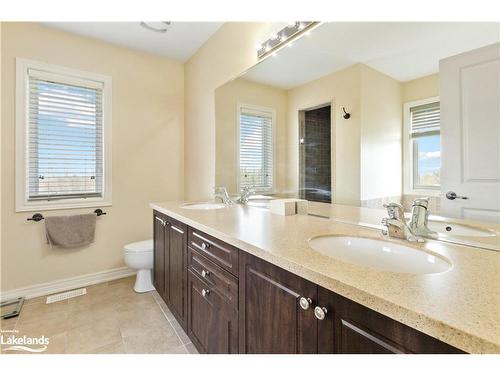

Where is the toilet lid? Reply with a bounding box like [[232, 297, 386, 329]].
[[124, 239, 153, 253]]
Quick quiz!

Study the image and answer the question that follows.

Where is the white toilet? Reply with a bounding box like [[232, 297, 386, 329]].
[[123, 239, 155, 293]]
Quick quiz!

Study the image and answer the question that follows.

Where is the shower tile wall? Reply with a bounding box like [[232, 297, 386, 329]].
[[301, 106, 332, 203]]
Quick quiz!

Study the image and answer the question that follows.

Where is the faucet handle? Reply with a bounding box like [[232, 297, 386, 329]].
[[383, 203, 405, 220], [412, 197, 429, 209]]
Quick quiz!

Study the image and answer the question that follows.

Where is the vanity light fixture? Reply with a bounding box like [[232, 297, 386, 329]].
[[140, 21, 171, 33], [256, 21, 320, 59]]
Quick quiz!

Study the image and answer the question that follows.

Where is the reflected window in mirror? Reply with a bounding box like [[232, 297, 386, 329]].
[[404, 98, 441, 196], [238, 104, 275, 193]]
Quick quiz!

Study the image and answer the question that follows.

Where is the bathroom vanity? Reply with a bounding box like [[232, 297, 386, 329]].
[[151, 202, 500, 354]]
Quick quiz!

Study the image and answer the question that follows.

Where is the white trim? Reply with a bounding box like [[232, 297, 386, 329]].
[[236, 102, 277, 194], [15, 58, 113, 212], [403, 96, 441, 197], [0, 267, 135, 301]]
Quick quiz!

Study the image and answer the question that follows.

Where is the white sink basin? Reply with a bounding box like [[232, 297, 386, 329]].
[[428, 220, 497, 238], [308, 235, 451, 274], [180, 202, 226, 210]]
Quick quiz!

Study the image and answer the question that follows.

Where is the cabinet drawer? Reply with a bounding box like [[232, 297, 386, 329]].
[[188, 247, 238, 309], [187, 270, 238, 354], [188, 228, 239, 276]]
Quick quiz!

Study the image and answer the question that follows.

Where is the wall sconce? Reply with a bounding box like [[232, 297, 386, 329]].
[[257, 22, 320, 59]]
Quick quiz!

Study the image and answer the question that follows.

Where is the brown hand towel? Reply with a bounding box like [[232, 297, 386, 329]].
[[45, 213, 96, 248]]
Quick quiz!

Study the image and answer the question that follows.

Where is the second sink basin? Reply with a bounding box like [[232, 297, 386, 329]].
[[308, 235, 451, 274], [427, 220, 497, 238]]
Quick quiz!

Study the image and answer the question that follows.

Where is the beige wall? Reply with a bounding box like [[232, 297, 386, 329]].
[[287, 65, 362, 205], [1, 23, 184, 292], [184, 22, 273, 200], [360, 65, 402, 201], [215, 78, 288, 194], [402, 73, 439, 103]]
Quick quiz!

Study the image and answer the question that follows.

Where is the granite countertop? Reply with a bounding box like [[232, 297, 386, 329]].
[[151, 201, 500, 353]]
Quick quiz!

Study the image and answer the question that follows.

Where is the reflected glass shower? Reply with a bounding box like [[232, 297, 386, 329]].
[[299, 105, 332, 203]]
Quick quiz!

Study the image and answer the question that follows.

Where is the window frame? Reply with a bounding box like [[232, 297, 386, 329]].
[[236, 103, 276, 194], [15, 58, 112, 212], [403, 96, 440, 197]]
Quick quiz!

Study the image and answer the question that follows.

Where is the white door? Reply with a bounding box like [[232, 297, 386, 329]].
[[440, 43, 500, 224]]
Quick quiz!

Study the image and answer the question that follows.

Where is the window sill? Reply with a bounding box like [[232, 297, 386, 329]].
[[16, 199, 112, 213], [403, 188, 441, 198]]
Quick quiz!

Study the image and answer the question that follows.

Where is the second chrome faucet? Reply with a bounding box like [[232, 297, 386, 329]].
[[214, 186, 255, 205]]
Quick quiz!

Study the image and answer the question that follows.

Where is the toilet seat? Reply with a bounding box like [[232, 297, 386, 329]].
[[124, 239, 153, 254]]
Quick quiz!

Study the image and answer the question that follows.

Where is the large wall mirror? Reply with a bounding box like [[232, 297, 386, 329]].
[[215, 22, 500, 248]]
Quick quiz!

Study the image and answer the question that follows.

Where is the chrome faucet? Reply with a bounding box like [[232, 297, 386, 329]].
[[409, 198, 437, 238], [214, 186, 233, 205], [236, 186, 255, 204], [381, 202, 422, 242]]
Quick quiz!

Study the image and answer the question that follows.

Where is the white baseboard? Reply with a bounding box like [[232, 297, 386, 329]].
[[0, 267, 136, 301]]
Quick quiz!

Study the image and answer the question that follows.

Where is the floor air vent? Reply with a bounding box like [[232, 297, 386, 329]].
[[46, 288, 87, 304]]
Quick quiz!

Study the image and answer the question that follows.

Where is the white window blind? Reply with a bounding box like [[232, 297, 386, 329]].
[[410, 101, 440, 136], [238, 106, 274, 191], [27, 68, 104, 201]]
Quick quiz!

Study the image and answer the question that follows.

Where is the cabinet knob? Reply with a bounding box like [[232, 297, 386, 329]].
[[314, 306, 327, 320], [201, 269, 210, 278], [201, 242, 210, 250], [201, 289, 210, 297], [299, 297, 312, 310]]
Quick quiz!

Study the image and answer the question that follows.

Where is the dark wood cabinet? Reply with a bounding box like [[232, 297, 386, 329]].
[[166, 219, 188, 329], [153, 212, 167, 299], [153, 211, 188, 329], [154, 214, 464, 354], [187, 270, 238, 354], [316, 286, 464, 354], [239, 252, 318, 354]]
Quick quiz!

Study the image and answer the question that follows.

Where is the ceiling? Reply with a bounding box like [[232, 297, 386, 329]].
[[42, 22, 223, 62], [244, 22, 500, 89]]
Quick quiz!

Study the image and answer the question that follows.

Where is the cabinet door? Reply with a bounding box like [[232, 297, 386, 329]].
[[188, 271, 238, 354], [153, 213, 166, 298], [316, 287, 463, 354], [167, 220, 188, 329], [239, 252, 317, 354]]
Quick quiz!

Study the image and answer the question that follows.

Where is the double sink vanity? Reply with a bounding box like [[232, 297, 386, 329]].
[[150, 199, 500, 354], [174, 24, 500, 354]]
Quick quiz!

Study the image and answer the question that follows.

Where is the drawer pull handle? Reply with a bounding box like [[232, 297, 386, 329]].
[[299, 297, 312, 310], [202, 289, 210, 297], [314, 306, 327, 320], [201, 269, 210, 278], [201, 242, 210, 250]]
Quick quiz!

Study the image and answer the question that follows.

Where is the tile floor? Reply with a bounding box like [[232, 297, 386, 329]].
[[0, 276, 198, 354]]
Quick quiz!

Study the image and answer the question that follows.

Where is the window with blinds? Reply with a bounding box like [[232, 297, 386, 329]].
[[16, 59, 111, 211], [27, 70, 104, 201], [409, 101, 441, 189], [238, 105, 274, 192], [410, 101, 440, 136]]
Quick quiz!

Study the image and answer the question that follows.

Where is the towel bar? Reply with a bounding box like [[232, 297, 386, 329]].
[[27, 209, 107, 222]]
